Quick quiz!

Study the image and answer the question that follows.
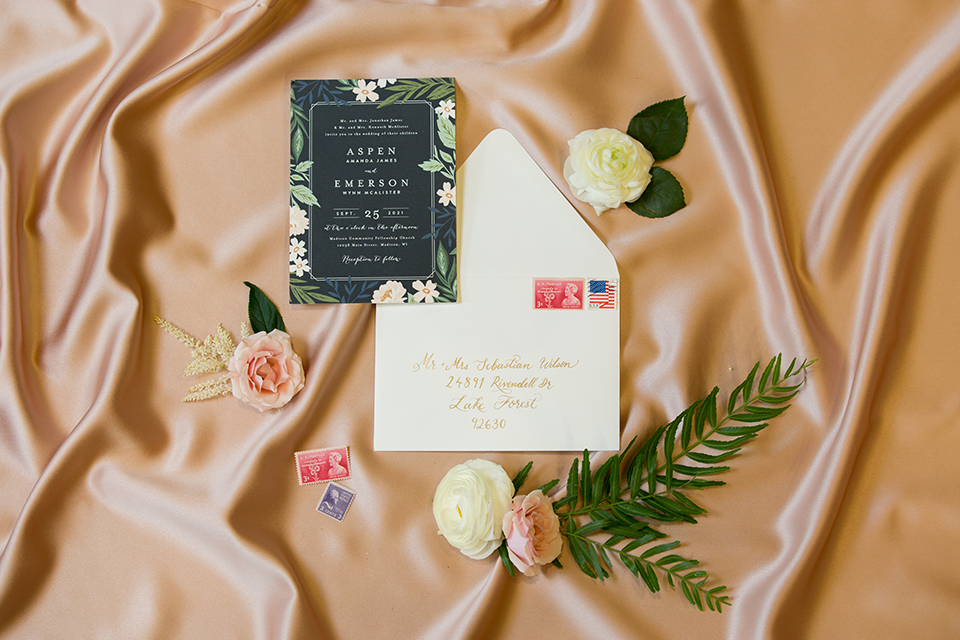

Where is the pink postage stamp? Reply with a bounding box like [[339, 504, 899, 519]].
[[295, 446, 351, 486], [533, 278, 584, 310]]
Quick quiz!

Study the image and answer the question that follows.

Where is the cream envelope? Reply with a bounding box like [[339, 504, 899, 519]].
[[374, 129, 620, 451]]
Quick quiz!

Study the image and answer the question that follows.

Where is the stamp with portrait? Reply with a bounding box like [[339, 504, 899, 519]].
[[295, 446, 351, 486], [317, 483, 356, 522], [532, 278, 584, 310]]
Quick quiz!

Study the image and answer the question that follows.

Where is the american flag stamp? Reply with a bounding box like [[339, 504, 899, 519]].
[[317, 483, 356, 522], [587, 279, 619, 309], [533, 278, 584, 309], [295, 446, 351, 486]]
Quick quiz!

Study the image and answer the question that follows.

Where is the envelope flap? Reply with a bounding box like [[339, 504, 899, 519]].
[[459, 129, 618, 277]]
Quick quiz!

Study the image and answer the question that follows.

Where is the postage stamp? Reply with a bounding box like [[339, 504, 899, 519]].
[[586, 278, 619, 310], [533, 278, 584, 310], [295, 446, 351, 486], [317, 482, 356, 522]]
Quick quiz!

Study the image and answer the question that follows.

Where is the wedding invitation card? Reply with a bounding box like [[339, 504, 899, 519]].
[[289, 78, 457, 304]]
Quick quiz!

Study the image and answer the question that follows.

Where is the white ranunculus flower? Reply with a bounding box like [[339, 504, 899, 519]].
[[563, 127, 654, 215], [433, 459, 515, 560]]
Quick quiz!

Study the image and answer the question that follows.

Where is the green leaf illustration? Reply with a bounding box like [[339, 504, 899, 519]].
[[419, 159, 444, 172], [438, 116, 456, 149], [291, 184, 319, 208], [437, 242, 449, 276], [627, 167, 685, 218], [377, 78, 455, 109], [292, 128, 304, 162], [244, 281, 286, 333], [289, 278, 338, 304], [627, 97, 688, 161]]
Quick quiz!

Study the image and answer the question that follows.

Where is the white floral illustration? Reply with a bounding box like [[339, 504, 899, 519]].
[[372, 280, 407, 304], [353, 80, 379, 102], [376, 78, 397, 88], [290, 257, 310, 277], [435, 100, 455, 119], [413, 280, 440, 303], [290, 205, 309, 236], [436, 182, 456, 207], [289, 238, 306, 260]]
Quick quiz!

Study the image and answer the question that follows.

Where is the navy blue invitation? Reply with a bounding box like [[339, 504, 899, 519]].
[[289, 78, 457, 304]]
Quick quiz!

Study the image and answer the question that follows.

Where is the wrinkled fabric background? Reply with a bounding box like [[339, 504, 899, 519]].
[[2, 0, 960, 638]]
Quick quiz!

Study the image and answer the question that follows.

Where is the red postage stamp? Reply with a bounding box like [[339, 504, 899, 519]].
[[295, 446, 351, 486], [533, 278, 584, 309]]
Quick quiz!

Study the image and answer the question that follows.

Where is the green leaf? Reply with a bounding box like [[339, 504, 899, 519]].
[[292, 128, 304, 161], [565, 460, 579, 506], [742, 361, 760, 404], [627, 167, 685, 218], [537, 478, 560, 494], [291, 184, 319, 208], [704, 435, 755, 450], [437, 242, 450, 279], [618, 502, 665, 520], [728, 380, 745, 415], [686, 449, 739, 464], [592, 458, 611, 507], [512, 461, 533, 492], [244, 282, 286, 333], [640, 540, 681, 559], [438, 115, 456, 149], [664, 419, 679, 491], [759, 356, 777, 393], [627, 96, 688, 161], [608, 453, 621, 497], [645, 433, 659, 495], [729, 405, 788, 421], [716, 424, 767, 436], [581, 450, 592, 506], [574, 520, 607, 536], [419, 159, 444, 172], [439, 149, 453, 165], [672, 463, 730, 476], [294, 161, 313, 173], [498, 541, 516, 577]]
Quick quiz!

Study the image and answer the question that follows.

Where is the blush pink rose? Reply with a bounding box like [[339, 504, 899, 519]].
[[228, 330, 304, 411], [502, 489, 563, 576]]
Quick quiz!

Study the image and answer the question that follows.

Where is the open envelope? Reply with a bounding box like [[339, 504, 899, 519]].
[[374, 129, 620, 451]]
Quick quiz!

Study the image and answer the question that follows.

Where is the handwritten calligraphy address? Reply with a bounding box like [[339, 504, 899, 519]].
[[410, 352, 580, 431]]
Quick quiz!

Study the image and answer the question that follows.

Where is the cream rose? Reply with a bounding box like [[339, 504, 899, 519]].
[[502, 490, 563, 576], [563, 127, 654, 215], [433, 459, 515, 560], [227, 329, 304, 411]]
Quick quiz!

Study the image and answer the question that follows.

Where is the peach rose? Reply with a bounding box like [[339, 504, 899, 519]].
[[502, 490, 562, 576], [228, 330, 304, 411]]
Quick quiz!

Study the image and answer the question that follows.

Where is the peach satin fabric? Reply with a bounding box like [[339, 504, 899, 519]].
[[2, 1, 960, 637]]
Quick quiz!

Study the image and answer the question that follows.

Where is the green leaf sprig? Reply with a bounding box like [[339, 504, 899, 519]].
[[625, 97, 688, 218], [503, 354, 814, 612]]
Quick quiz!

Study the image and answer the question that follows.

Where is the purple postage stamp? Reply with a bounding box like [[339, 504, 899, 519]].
[[533, 278, 584, 310], [295, 446, 351, 486], [317, 483, 356, 522]]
